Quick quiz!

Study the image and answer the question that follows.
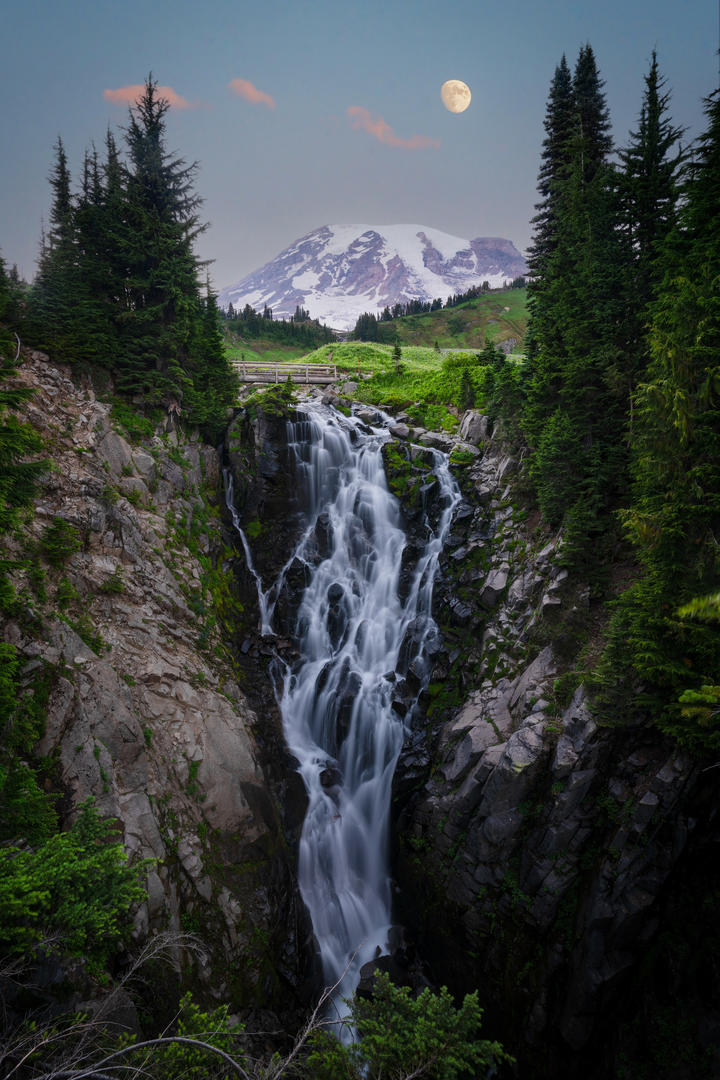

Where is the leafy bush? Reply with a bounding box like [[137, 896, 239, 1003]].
[[120, 992, 248, 1079], [110, 398, 160, 442], [306, 971, 510, 1079], [0, 801, 148, 966]]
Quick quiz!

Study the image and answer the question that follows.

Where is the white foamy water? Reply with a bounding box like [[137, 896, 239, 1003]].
[[227, 403, 460, 1012]]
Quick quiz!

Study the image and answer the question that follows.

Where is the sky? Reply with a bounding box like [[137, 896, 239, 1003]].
[[0, 0, 716, 292]]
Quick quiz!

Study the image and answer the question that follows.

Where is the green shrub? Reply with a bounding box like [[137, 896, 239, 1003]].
[[98, 567, 125, 595], [0, 801, 148, 966], [110, 399, 159, 442], [64, 614, 108, 654], [56, 576, 79, 609], [40, 517, 81, 567], [449, 446, 476, 467], [306, 972, 510, 1079]]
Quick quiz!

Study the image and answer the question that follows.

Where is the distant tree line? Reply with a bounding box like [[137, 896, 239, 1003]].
[[10, 76, 238, 440], [223, 301, 334, 347]]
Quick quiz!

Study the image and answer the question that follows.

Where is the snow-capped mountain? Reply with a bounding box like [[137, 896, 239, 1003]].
[[218, 224, 527, 330]]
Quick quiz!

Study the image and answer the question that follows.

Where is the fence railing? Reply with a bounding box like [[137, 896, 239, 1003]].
[[232, 361, 338, 384]]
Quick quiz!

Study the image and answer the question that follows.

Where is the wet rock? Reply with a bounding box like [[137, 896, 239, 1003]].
[[320, 762, 342, 788]]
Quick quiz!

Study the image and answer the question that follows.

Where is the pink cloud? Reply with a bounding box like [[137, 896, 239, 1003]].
[[346, 106, 440, 150], [103, 84, 194, 109], [228, 78, 276, 109]]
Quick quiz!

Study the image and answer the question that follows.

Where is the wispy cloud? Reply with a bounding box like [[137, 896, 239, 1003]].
[[346, 106, 440, 150], [228, 78, 276, 109], [103, 84, 195, 109]]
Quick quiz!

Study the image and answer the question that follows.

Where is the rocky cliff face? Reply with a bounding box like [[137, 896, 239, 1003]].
[[11, 360, 717, 1072], [4, 353, 306, 1007], [386, 415, 720, 1078]]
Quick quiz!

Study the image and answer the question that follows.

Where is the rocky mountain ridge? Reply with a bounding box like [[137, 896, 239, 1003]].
[[218, 224, 528, 330]]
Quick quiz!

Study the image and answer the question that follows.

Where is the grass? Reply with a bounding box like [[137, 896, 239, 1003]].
[[225, 342, 311, 365], [223, 289, 528, 371], [293, 344, 497, 422], [376, 287, 528, 350]]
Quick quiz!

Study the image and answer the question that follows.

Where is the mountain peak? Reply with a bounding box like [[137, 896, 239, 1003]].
[[218, 224, 527, 330]]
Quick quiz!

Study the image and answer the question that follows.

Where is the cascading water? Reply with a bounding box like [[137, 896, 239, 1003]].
[[227, 402, 460, 1014]]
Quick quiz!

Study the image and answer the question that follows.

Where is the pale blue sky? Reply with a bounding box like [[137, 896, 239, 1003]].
[[0, 0, 715, 290]]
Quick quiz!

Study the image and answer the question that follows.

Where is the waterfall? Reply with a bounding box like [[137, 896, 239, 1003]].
[[227, 403, 460, 1012]]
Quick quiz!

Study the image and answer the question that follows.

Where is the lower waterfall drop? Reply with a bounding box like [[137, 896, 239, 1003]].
[[231, 402, 460, 1013]]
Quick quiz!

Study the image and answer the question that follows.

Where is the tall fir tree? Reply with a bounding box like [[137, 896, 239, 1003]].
[[613, 52, 685, 414], [605, 86, 720, 746], [118, 76, 206, 402], [522, 45, 626, 569], [182, 280, 238, 442], [31, 138, 78, 361], [526, 55, 575, 289]]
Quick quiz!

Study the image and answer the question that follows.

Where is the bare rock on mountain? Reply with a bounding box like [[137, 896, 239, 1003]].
[[219, 224, 527, 330]]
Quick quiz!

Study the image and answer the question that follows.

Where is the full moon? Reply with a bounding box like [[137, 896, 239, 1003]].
[[441, 79, 471, 114]]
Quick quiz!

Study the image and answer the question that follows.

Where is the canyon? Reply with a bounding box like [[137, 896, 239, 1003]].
[[5, 353, 718, 1077]]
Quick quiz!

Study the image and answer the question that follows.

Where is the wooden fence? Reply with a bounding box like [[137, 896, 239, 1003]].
[[233, 361, 338, 385]]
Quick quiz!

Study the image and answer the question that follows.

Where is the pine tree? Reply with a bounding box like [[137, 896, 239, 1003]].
[[527, 55, 575, 286], [0, 255, 47, 539], [613, 52, 685, 412], [608, 86, 720, 746], [31, 138, 78, 360], [118, 75, 205, 402], [522, 45, 626, 568], [71, 144, 122, 369], [183, 281, 239, 441]]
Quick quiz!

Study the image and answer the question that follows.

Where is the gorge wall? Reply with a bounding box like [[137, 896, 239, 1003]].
[[386, 412, 720, 1078], [9, 354, 719, 1077], [4, 352, 307, 1016], [225, 386, 720, 1078]]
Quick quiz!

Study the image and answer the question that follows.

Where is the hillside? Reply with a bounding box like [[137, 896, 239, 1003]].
[[364, 287, 528, 351], [224, 289, 528, 368]]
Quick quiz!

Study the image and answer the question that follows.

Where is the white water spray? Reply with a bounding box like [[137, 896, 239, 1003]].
[[227, 404, 460, 1008]]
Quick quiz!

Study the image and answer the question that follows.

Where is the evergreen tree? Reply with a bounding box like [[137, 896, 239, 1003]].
[[352, 312, 379, 341], [0, 257, 47, 577], [31, 138, 77, 360], [613, 52, 685, 412], [71, 144, 122, 369], [526, 56, 574, 338], [118, 75, 205, 402], [392, 341, 402, 372], [183, 281, 239, 441], [523, 45, 626, 569], [605, 86, 720, 746]]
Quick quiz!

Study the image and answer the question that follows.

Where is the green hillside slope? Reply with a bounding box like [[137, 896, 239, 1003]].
[[369, 287, 528, 351]]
